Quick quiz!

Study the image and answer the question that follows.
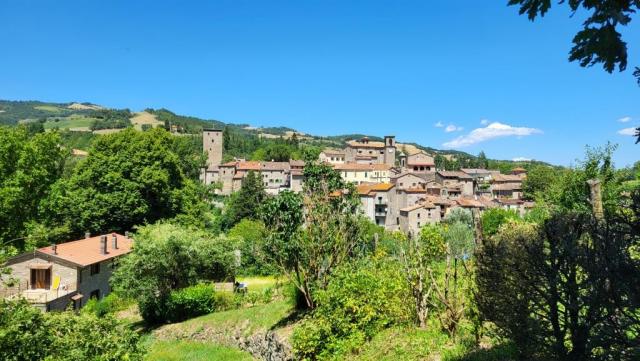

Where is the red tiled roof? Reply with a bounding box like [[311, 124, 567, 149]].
[[437, 171, 473, 180], [38, 233, 133, 267], [356, 183, 395, 195]]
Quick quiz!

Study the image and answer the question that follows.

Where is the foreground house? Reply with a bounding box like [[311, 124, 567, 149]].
[[1, 233, 132, 311]]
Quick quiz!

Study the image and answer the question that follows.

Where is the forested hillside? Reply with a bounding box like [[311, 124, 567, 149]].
[[0, 99, 552, 172]]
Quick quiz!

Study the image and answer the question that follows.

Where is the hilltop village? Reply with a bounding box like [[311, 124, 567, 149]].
[[201, 129, 532, 235]]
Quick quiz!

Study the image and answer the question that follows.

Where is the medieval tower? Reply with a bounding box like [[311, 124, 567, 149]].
[[383, 135, 396, 166], [203, 128, 223, 169]]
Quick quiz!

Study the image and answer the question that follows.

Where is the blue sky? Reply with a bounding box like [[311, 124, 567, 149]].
[[1, 1, 638, 166]]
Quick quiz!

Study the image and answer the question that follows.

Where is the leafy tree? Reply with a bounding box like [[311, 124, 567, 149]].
[[399, 224, 446, 328], [262, 162, 365, 309], [481, 208, 520, 238], [476, 208, 640, 360], [0, 299, 145, 361], [41, 128, 209, 237], [228, 219, 275, 275], [444, 207, 473, 227], [476, 151, 488, 169], [522, 164, 558, 200], [112, 223, 237, 323], [292, 258, 413, 359], [507, 0, 640, 140], [0, 127, 67, 250], [220, 170, 267, 230], [436, 221, 476, 339]]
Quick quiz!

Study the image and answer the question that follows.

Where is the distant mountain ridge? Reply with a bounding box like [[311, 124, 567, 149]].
[[0, 99, 552, 167]]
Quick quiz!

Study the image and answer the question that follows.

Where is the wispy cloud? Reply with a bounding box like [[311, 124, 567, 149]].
[[445, 124, 463, 133], [618, 127, 637, 136], [513, 157, 532, 162], [443, 121, 542, 148], [480, 119, 489, 125], [618, 116, 632, 123], [434, 121, 444, 128]]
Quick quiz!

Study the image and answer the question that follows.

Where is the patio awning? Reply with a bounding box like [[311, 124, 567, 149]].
[[71, 294, 83, 301]]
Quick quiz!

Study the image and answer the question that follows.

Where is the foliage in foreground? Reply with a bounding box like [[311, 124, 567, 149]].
[[112, 223, 237, 323], [263, 161, 367, 309], [292, 257, 413, 360], [0, 299, 145, 361], [476, 201, 640, 360]]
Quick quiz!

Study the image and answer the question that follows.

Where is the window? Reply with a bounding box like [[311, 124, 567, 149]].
[[417, 213, 421, 218], [90, 263, 100, 275], [30, 268, 51, 289], [89, 289, 100, 300], [418, 222, 421, 227], [364, 172, 368, 178]]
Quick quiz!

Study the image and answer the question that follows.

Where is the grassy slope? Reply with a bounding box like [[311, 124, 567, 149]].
[[145, 340, 255, 361], [142, 277, 290, 361], [43, 115, 98, 130]]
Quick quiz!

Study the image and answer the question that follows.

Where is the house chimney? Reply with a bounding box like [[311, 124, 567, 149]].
[[52, 242, 57, 255], [111, 233, 118, 250], [85, 231, 91, 239], [100, 235, 108, 255]]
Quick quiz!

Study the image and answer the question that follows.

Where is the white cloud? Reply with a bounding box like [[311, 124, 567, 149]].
[[512, 157, 532, 162], [445, 124, 463, 133], [443, 121, 542, 148], [480, 119, 489, 125], [434, 121, 444, 128], [618, 127, 637, 136], [618, 116, 632, 123]]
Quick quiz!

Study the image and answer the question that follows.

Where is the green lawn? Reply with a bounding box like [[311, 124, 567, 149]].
[[236, 276, 281, 293], [180, 298, 292, 336], [146, 340, 255, 361], [43, 115, 97, 130]]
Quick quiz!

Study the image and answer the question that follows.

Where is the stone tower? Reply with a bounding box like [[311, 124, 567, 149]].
[[383, 135, 396, 166], [203, 128, 223, 169]]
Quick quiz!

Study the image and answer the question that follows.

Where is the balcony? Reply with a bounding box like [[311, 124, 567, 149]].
[[0, 280, 78, 305]]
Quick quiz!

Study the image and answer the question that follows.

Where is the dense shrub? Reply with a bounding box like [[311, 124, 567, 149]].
[[293, 257, 413, 360], [82, 293, 132, 317], [0, 299, 145, 361], [166, 283, 217, 322], [112, 223, 237, 324]]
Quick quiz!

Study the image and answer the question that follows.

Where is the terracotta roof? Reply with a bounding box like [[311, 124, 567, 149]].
[[402, 187, 427, 194], [455, 198, 485, 208], [437, 171, 473, 180], [37, 233, 133, 267], [260, 162, 290, 171], [391, 172, 424, 180], [492, 174, 523, 182], [511, 167, 527, 172], [424, 195, 454, 206], [236, 161, 262, 171], [291, 169, 304, 176], [357, 183, 395, 195], [333, 163, 391, 171], [492, 183, 522, 191], [460, 168, 492, 176], [221, 161, 238, 167], [400, 202, 436, 212], [289, 160, 305, 167]]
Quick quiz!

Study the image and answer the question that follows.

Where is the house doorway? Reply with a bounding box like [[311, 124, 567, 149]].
[[30, 268, 51, 289]]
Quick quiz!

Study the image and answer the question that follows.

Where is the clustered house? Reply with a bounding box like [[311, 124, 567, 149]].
[[0, 233, 132, 311], [200, 129, 534, 233]]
